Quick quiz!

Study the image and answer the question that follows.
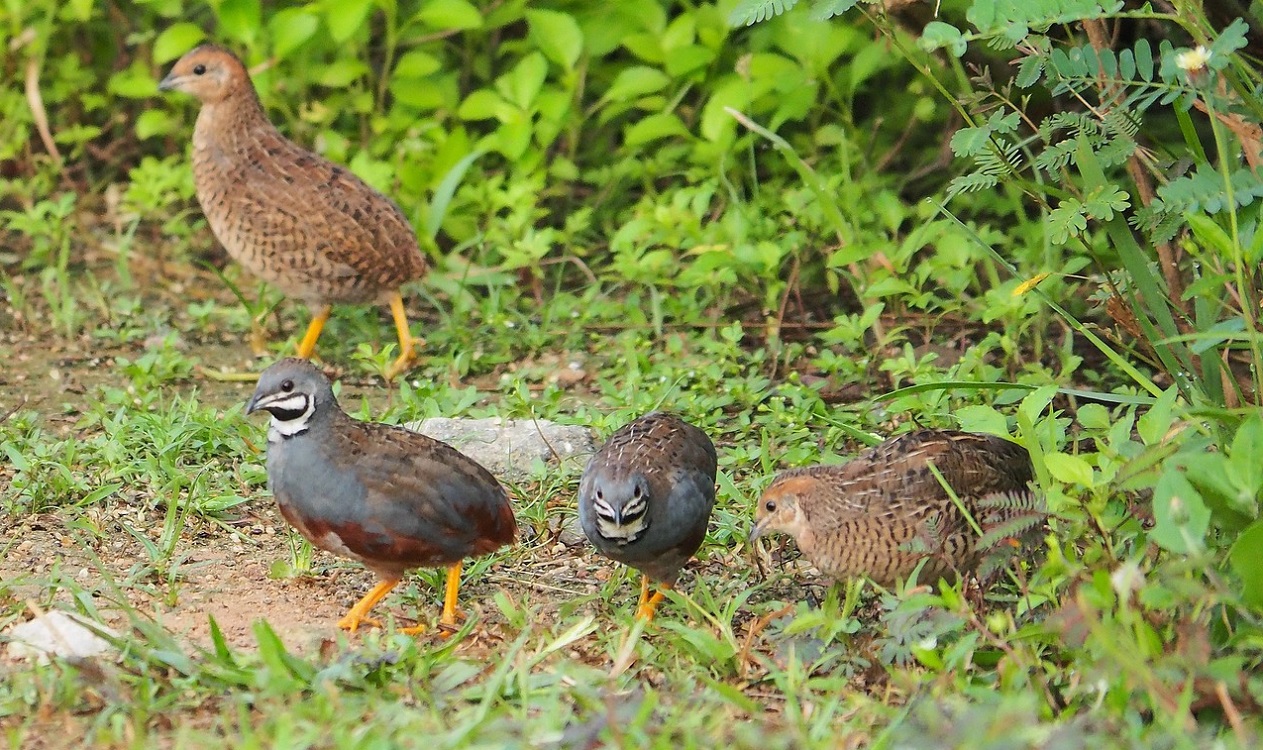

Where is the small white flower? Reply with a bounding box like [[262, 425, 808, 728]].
[[1176, 45, 1211, 72], [1110, 560, 1145, 601]]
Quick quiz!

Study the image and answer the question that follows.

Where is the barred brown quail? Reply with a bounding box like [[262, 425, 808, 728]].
[[578, 412, 717, 620], [246, 358, 516, 631], [750, 430, 1036, 587], [159, 45, 426, 380]]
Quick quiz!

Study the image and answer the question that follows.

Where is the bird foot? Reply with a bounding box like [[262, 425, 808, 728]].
[[634, 589, 667, 621], [633, 603, 659, 622], [398, 623, 427, 636], [336, 614, 382, 633], [384, 339, 424, 382], [384, 355, 415, 382]]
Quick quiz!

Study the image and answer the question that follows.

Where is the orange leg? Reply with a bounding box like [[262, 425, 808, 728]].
[[439, 562, 464, 628], [383, 293, 418, 381], [336, 579, 399, 632], [634, 576, 669, 621], [295, 305, 332, 359]]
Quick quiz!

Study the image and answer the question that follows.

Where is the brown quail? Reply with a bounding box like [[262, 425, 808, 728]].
[[246, 358, 516, 632], [578, 412, 717, 620], [159, 45, 426, 380], [750, 430, 1036, 587]]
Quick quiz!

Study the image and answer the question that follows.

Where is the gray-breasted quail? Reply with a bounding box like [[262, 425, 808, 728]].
[[578, 412, 717, 620], [246, 358, 516, 631], [750, 430, 1036, 587], [159, 45, 426, 379]]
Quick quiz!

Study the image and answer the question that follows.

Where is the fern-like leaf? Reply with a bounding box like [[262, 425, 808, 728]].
[[810, 0, 863, 21], [728, 0, 799, 26]]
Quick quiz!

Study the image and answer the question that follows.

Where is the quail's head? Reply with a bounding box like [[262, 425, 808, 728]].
[[585, 470, 652, 545], [246, 358, 336, 436], [750, 474, 813, 543], [158, 44, 248, 104]]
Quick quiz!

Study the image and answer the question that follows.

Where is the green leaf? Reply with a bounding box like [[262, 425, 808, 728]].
[[664, 44, 715, 78], [526, 9, 583, 70], [1208, 18, 1248, 67], [919, 22, 967, 57], [458, 89, 508, 121], [728, 0, 799, 27], [3, 442, 30, 472], [1229, 415, 1263, 499], [393, 49, 442, 79], [1151, 469, 1210, 554], [417, 0, 484, 30], [948, 125, 991, 157], [268, 9, 319, 59], [1230, 520, 1263, 608], [1186, 213, 1235, 257], [323, 0, 373, 43], [426, 149, 486, 240], [495, 115, 533, 160], [1136, 386, 1176, 445], [153, 23, 206, 64], [603, 66, 671, 102], [953, 405, 1010, 436], [1045, 452, 1094, 487], [78, 482, 122, 507], [318, 58, 369, 88], [1077, 403, 1111, 430], [216, 0, 262, 45], [135, 110, 175, 140], [111, 63, 160, 98], [501, 53, 549, 109], [624, 112, 690, 146]]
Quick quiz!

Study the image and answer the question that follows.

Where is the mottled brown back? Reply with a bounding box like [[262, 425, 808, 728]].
[[762, 430, 1036, 586], [172, 45, 425, 306]]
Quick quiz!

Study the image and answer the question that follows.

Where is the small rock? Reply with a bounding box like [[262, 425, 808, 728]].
[[406, 417, 596, 483], [6, 611, 118, 663], [556, 514, 586, 547]]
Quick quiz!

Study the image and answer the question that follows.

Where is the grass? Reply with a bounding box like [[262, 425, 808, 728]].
[[1, 250, 1253, 749]]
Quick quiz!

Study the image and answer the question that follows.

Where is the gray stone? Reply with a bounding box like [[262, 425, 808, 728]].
[[6, 610, 118, 663], [406, 417, 596, 483]]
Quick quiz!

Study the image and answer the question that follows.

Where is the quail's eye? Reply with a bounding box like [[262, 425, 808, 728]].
[[632, 485, 642, 499], [193, 63, 206, 75], [764, 500, 777, 512], [280, 379, 294, 393]]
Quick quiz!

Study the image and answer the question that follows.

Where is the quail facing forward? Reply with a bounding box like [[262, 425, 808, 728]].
[[750, 430, 1037, 587], [159, 45, 426, 379], [247, 358, 516, 632], [578, 412, 718, 620]]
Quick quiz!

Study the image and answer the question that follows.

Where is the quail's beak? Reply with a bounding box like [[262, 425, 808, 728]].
[[157, 73, 179, 92], [245, 392, 264, 415], [749, 516, 772, 542]]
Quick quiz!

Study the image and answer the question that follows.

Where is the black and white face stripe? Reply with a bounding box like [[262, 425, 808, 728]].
[[249, 381, 317, 442], [593, 486, 649, 544], [264, 392, 315, 439]]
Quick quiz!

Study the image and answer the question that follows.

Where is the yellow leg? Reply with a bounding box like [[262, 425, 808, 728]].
[[248, 309, 270, 357], [295, 305, 332, 359], [634, 576, 669, 621], [383, 293, 418, 381], [440, 562, 463, 628], [336, 579, 398, 633]]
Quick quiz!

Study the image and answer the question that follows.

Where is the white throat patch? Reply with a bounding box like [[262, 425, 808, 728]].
[[266, 394, 315, 442]]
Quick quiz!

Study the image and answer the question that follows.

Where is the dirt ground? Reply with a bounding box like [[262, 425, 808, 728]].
[[0, 492, 628, 656], [0, 261, 775, 666]]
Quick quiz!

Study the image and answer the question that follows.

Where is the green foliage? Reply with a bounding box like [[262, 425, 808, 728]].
[[4, 0, 1263, 744]]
